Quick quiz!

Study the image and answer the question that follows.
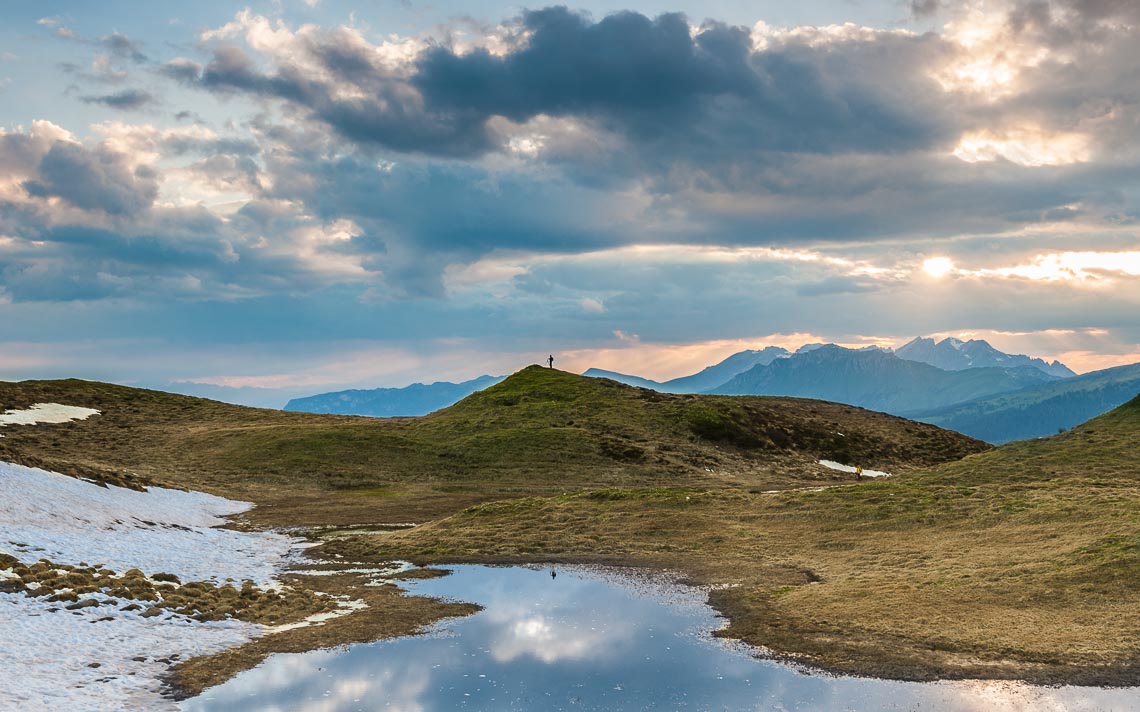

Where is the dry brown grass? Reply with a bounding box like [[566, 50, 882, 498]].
[[0, 554, 332, 625], [322, 467, 1140, 684]]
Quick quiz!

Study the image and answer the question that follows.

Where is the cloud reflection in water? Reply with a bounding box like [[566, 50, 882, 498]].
[[184, 566, 1140, 712]]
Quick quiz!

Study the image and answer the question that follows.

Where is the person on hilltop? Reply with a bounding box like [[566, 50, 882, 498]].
[[547, 354, 555, 369]]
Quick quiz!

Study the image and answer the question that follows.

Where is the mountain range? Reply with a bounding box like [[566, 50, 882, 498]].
[[583, 346, 790, 393], [284, 375, 505, 417], [895, 336, 1076, 377], [282, 336, 1139, 444], [709, 344, 1061, 414], [907, 362, 1140, 443]]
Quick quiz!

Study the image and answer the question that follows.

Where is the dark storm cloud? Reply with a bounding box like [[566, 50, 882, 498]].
[[414, 8, 949, 158], [22, 141, 158, 216], [79, 88, 157, 109], [412, 11, 747, 123], [175, 7, 953, 160], [163, 42, 494, 158]]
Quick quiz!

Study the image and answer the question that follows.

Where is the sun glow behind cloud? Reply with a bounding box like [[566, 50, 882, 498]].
[[932, 2, 1051, 96], [919, 252, 1140, 285], [922, 257, 955, 278], [953, 128, 1092, 166], [971, 251, 1140, 283]]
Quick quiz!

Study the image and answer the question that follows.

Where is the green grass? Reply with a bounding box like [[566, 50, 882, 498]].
[[0, 367, 988, 500]]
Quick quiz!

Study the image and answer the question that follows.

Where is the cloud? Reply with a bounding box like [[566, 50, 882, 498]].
[[79, 89, 157, 110], [102, 33, 148, 64], [21, 140, 158, 215], [167, 7, 954, 164], [1, 3, 1139, 389], [0, 122, 379, 304], [149, 5, 1140, 253], [909, 0, 946, 18], [580, 297, 605, 313], [160, 58, 203, 83]]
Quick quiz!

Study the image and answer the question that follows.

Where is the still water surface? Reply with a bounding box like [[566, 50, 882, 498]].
[[184, 565, 1139, 711]]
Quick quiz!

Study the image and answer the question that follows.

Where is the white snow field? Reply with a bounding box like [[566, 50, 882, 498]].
[[2, 589, 259, 710], [0, 461, 306, 710], [0, 461, 297, 584], [818, 459, 891, 478], [0, 402, 100, 436]]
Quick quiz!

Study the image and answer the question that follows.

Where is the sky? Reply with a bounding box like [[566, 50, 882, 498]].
[[1, 0, 1139, 406]]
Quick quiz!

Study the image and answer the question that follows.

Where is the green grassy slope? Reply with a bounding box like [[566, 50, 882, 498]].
[[0, 368, 987, 501], [920, 390, 1140, 485]]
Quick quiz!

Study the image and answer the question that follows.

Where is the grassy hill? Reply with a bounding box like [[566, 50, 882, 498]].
[[909, 362, 1140, 443], [5, 369, 1136, 685], [330, 390, 1140, 685], [0, 367, 986, 526]]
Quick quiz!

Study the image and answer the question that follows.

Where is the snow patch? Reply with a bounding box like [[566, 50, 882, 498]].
[[0, 403, 101, 427], [1, 461, 297, 585], [1, 589, 258, 710], [1, 460, 309, 709], [265, 598, 368, 634], [818, 460, 891, 478]]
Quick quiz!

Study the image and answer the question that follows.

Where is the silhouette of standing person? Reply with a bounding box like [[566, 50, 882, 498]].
[[547, 354, 555, 369], [551, 569, 557, 580]]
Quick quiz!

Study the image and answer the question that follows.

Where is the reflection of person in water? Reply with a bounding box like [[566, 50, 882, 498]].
[[547, 354, 555, 369]]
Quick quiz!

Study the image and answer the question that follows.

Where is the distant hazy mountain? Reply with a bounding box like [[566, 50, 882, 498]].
[[908, 362, 1140, 443], [285, 375, 505, 417], [158, 381, 303, 409], [580, 369, 663, 390], [583, 346, 789, 394], [710, 345, 1061, 414], [663, 346, 790, 393], [896, 337, 1075, 378]]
